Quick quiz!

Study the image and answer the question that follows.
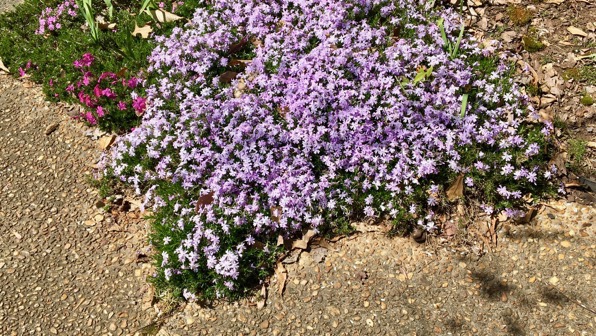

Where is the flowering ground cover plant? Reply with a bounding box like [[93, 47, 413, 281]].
[[105, 0, 557, 300], [51, 52, 147, 132], [0, 0, 202, 133]]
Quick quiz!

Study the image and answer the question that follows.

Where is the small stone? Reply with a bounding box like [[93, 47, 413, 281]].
[[94, 214, 105, 222], [363, 301, 369, 308], [49, 327, 57, 334], [237, 313, 248, 323], [529, 277, 536, 283], [44, 122, 60, 135], [549, 276, 559, 285], [185, 315, 195, 325], [380, 302, 387, 310], [366, 319, 374, 327], [260, 321, 269, 329], [560, 241, 571, 248], [109, 323, 117, 331]]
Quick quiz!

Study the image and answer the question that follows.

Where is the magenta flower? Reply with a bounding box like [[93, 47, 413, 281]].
[[101, 88, 117, 99], [132, 96, 147, 115], [99, 72, 117, 82], [84, 111, 96, 125], [82, 72, 92, 86], [93, 85, 102, 97], [80, 53, 94, 67], [74, 53, 94, 69], [127, 77, 139, 89], [117, 101, 127, 110], [96, 106, 105, 117]]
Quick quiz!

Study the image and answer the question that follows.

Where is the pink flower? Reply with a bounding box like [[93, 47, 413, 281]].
[[132, 96, 147, 115], [93, 85, 102, 97], [99, 72, 116, 82], [84, 111, 97, 125], [74, 53, 94, 68], [81, 53, 94, 67], [66, 84, 75, 92], [96, 106, 105, 117], [49, 79, 54, 87], [117, 101, 127, 110], [127, 77, 139, 88], [101, 88, 117, 99], [18, 67, 26, 77], [82, 72, 92, 86]]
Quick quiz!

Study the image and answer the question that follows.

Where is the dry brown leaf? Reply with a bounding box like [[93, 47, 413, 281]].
[[275, 262, 287, 296], [548, 152, 567, 176], [545, 0, 565, 4], [446, 174, 465, 201], [146, 9, 183, 23], [195, 191, 214, 212], [230, 59, 251, 68], [132, 23, 153, 38], [98, 22, 117, 30], [292, 238, 308, 250], [98, 134, 116, 150], [567, 26, 588, 37], [256, 285, 267, 309], [219, 71, 238, 84], [329, 235, 344, 242], [116, 67, 128, 78], [310, 237, 330, 248], [442, 221, 458, 237], [270, 206, 282, 223], [515, 207, 538, 224], [0, 58, 9, 73], [291, 229, 317, 250], [277, 235, 285, 247]]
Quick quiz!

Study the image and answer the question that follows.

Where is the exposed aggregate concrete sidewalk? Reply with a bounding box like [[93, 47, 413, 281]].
[[0, 75, 154, 335]]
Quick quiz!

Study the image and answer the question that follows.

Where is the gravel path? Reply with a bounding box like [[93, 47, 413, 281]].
[[0, 75, 154, 335], [0, 0, 20, 14], [157, 203, 595, 336]]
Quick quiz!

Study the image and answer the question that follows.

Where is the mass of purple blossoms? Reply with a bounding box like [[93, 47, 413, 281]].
[[106, 0, 554, 298], [35, 0, 78, 35]]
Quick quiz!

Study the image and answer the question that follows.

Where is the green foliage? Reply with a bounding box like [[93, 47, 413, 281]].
[[568, 139, 587, 171], [580, 92, 594, 106], [75, 0, 100, 42]]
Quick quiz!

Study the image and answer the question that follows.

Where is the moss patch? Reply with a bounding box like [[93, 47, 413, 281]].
[[508, 5, 533, 26], [580, 92, 594, 106], [522, 35, 545, 53]]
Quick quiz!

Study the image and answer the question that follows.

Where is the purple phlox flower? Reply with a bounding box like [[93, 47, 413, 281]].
[[215, 250, 239, 279]]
